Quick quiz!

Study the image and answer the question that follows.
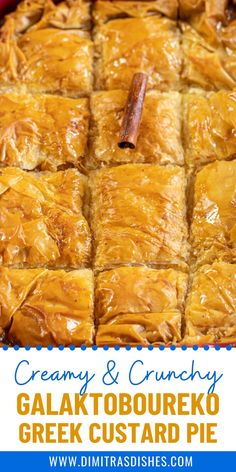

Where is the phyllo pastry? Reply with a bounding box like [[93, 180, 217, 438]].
[[0, 168, 91, 268], [88, 90, 183, 168], [5, 0, 91, 33], [179, 0, 205, 18], [0, 93, 89, 171], [89, 164, 189, 271], [0, 267, 94, 346], [184, 262, 236, 345], [95, 266, 188, 346], [179, 0, 230, 19], [94, 15, 181, 91], [190, 161, 236, 269], [181, 9, 236, 91], [0, 19, 93, 96], [183, 90, 236, 168], [93, 1, 178, 25]]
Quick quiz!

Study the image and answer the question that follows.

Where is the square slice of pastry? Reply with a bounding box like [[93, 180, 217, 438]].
[[0, 167, 91, 268], [183, 90, 236, 168], [190, 161, 236, 268], [0, 93, 89, 171], [184, 262, 236, 345], [94, 16, 181, 91], [0, 267, 94, 346], [96, 266, 188, 346], [90, 164, 189, 271], [88, 90, 183, 168], [181, 17, 236, 91], [0, 20, 93, 96], [6, 0, 91, 33], [93, 1, 178, 25]]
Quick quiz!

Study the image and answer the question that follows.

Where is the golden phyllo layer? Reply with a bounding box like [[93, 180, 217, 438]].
[[179, 0, 205, 18], [181, 7, 236, 91], [183, 90, 236, 168], [88, 90, 183, 168], [5, 0, 91, 33], [0, 0, 235, 348], [0, 267, 94, 346], [0, 93, 89, 171], [89, 164, 189, 271], [184, 262, 236, 345], [94, 15, 181, 91], [96, 266, 188, 346], [0, 19, 93, 96], [190, 161, 236, 268], [93, 1, 178, 24], [0, 167, 91, 268]]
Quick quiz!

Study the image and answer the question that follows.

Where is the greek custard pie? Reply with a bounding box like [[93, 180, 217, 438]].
[[93, 1, 178, 24], [179, 0, 205, 18], [183, 90, 236, 168], [184, 262, 236, 345], [96, 266, 188, 346], [179, 0, 230, 19], [90, 164, 188, 271], [0, 0, 236, 347], [5, 0, 92, 33], [0, 93, 89, 170], [0, 168, 91, 268], [190, 161, 236, 269], [94, 15, 181, 91], [181, 6, 236, 90], [88, 90, 183, 168], [0, 19, 93, 96], [0, 267, 94, 346]]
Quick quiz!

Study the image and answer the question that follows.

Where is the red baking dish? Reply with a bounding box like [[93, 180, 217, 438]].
[[0, 0, 19, 15]]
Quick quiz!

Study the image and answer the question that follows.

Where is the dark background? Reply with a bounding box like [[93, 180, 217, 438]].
[[0, 1, 20, 15]]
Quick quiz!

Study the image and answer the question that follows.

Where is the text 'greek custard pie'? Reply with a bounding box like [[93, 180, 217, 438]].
[[90, 164, 189, 272], [0, 167, 91, 268], [184, 262, 236, 345], [0, 93, 89, 171], [88, 90, 183, 168], [190, 160, 236, 269], [0, 267, 94, 346], [96, 266, 188, 346]]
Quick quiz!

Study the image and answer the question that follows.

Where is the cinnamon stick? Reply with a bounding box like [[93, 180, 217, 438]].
[[118, 72, 148, 149]]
